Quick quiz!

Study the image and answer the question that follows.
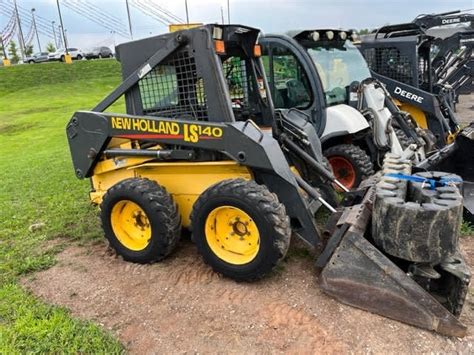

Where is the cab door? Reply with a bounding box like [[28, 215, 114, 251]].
[[260, 35, 327, 136]]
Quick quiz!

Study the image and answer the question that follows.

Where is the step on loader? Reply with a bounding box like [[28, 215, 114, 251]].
[[66, 24, 470, 336]]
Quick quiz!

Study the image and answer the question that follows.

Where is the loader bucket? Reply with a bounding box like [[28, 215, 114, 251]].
[[416, 123, 474, 222], [319, 231, 467, 337], [317, 159, 470, 337]]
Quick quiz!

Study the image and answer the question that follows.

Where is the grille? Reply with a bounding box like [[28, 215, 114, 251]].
[[364, 47, 415, 86], [138, 50, 208, 120]]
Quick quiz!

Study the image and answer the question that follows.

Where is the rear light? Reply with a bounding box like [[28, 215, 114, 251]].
[[214, 40, 225, 54], [253, 44, 261, 57]]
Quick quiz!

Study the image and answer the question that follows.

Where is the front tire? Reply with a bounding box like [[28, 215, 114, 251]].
[[191, 179, 291, 281], [100, 178, 181, 263], [77, 55, 82, 60], [324, 144, 374, 189]]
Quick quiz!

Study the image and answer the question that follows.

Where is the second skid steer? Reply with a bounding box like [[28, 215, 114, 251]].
[[66, 24, 470, 336]]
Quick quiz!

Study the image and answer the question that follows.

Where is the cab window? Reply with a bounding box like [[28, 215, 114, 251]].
[[263, 43, 312, 109]]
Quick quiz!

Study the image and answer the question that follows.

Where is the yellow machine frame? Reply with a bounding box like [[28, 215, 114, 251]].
[[90, 141, 252, 228]]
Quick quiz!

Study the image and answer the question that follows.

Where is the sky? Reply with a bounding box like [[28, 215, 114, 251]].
[[1, 0, 472, 52]]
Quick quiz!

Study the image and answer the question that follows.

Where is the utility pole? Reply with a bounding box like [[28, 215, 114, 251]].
[[125, 0, 133, 39], [184, 0, 189, 24], [56, 0, 70, 63], [64, 29, 68, 48], [110, 30, 116, 48], [13, 0, 26, 61], [227, 0, 230, 24], [31, 8, 42, 52], [0, 36, 6, 57], [220, 6, 224, 25], [52, 21, 57, 48], [0, 36, 10, 66]]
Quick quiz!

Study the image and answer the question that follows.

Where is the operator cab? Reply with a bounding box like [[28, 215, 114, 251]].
[[294, 30, 371, 106]]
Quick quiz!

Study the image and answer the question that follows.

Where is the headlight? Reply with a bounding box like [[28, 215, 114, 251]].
[[311, 31, 320, 41], [326, 31, 334, 40], [339, 31, 347, 40]]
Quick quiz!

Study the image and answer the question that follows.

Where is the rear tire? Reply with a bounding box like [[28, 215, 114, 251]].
[[324, 144, 374, 189], [100, 178, 181, 263], [191, 179, 291, 281], [77, 55, 82, 60]]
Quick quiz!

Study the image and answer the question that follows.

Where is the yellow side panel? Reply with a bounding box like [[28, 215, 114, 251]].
[[91, 161, 252, 229], [90, 168, 137, 204], [394, 100, 428, 129], [135, 162, 252, 228]]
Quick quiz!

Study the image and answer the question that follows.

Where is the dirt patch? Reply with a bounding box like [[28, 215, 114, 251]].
[[22, 236, 474, 353], [0, 122, 38, 135], [457, 93, 473, 126]]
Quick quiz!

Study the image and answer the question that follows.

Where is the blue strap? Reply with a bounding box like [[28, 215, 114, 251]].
[[384, 173, 462, 190]]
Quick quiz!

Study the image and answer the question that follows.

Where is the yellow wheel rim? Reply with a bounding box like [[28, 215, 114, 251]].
[[110, 200, 152, 251], [205, 206, 260, 265]]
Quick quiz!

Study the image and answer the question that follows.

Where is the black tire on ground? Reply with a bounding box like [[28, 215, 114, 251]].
[[394, 127, 415, 149], [323, 144, 374, 189], [191, 179, 291, 281], [100, 178, 181, 263], [60, 55, 65, 62], [109, 53, 113, 58], [28, 60, 34, 64], [98, 54, 102, 59], [77, 55, 82, 60]]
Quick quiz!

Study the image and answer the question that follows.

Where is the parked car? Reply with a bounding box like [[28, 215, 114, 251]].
[[49, 48, 84, 62], [26, 52, 50, 64], [84, 46, 113, 59]]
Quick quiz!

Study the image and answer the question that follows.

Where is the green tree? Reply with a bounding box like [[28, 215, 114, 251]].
[[25, 44, 34, 56], [8, 40, 19, 64], [357, 29, 371, 35], [46, 42, 56, 53]]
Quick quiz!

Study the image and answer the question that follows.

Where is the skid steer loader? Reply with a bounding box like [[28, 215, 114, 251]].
[[66, 24, 470, 336], [360, 10, 474, 146], [360, 11, 474, 221], [260, 29, 431, 190]]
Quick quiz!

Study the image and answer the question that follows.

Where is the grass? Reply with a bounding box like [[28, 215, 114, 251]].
[[0, 60, 124, 352], [461, 221, 474, 237]]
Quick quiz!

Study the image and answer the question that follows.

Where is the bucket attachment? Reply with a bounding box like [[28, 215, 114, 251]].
[[416, 122, 474, 222], [317, 155, 470, 337], [319, 232, 468, 337]]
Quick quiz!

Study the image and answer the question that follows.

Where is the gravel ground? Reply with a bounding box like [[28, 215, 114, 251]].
[[22, 237, 474, 354], [457, 93, 473, 125]]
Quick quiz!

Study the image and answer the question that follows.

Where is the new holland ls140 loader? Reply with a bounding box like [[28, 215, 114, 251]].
[[66, 24, 470, 337]]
